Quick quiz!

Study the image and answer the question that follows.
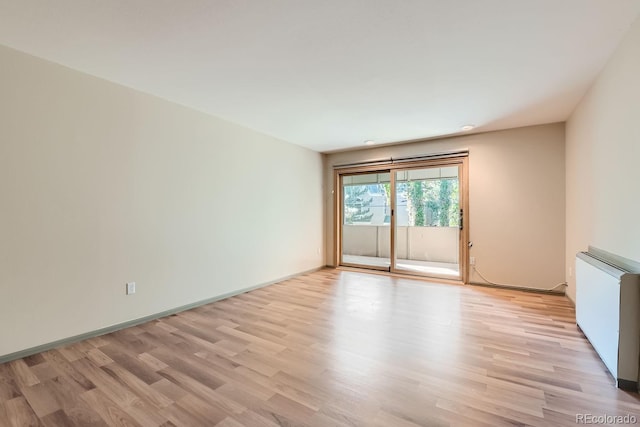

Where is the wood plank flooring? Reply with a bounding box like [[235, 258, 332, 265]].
[[1, 268, 639, 426]]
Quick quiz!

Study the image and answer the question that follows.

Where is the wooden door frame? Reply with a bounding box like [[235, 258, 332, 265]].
[[334, 156, 469, 284]]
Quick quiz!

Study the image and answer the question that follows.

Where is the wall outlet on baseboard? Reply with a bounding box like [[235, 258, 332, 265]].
[[470, 257, 476, 265], [126, 282, 136, 295]]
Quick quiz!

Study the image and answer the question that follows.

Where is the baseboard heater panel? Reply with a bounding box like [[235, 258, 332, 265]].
[[575, 248, 640, 391]]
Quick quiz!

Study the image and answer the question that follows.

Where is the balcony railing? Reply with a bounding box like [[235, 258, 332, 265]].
[[342, 225, 459, 264]]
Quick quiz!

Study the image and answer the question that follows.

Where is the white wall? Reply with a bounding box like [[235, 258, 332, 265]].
[[0, 45, 324, 357], [565, 17, 640, 302], [325, 124, 566, 290]]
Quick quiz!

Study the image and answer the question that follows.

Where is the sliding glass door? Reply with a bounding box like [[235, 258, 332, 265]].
[[336, 157, 467, 282], [392, 165, 461, 280]]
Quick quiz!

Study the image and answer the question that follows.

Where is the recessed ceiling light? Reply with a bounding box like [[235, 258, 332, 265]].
[[461, 125, 475, 131], [364, 140, 375, 145]]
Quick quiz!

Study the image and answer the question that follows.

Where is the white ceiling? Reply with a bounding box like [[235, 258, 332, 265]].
[[1, 1, 639, 152]]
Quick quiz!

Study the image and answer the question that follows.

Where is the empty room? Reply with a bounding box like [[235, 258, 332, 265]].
[[1, 1, 640, 426]]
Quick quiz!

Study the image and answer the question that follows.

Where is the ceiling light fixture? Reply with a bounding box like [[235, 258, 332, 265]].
[[461, 125, 475, 131], [364, 140, 375, 145]]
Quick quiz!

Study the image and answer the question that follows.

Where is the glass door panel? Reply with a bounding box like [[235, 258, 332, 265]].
[[341, 172, 391, 270], [392, 166, 461, 279]]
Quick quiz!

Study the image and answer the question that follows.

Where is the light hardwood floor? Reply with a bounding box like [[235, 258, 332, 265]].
[[1, 268, 639, 426]]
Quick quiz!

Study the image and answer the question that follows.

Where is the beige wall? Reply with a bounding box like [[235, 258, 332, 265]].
[[325, 124, 566, 290], [565, 17, 640, 303], [0, 45, 324, 357]]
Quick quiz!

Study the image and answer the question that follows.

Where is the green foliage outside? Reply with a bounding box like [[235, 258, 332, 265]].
[[344, 178, 459, 226], [407, 178, 459, 227], [343, 185, 374, 224]]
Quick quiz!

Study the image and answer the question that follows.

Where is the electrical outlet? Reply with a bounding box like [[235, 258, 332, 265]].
[[470, 257, 476, 265], [126, 282, 136, 295]]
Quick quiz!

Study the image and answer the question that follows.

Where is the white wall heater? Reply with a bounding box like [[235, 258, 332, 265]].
[[576, 247, 640, 391]]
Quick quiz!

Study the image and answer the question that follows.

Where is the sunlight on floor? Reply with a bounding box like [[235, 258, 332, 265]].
[[342, 255, 460, 278]]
